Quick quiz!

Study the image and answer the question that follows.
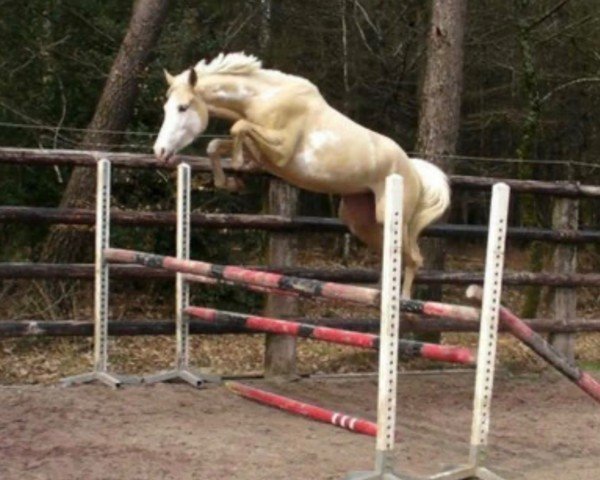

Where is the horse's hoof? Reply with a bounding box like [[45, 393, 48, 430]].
[[224, 177, 246, 192]]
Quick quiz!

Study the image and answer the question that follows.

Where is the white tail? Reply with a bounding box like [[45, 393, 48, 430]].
[[409, 158, 451, 237]]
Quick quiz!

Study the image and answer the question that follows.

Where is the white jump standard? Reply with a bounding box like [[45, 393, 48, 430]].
[[62, 158, 512, 478], [62, 160, 217, 388], [346, 174, 405, 480], [62, 159, 141, 388], [424, 183, 510, 480], [347, 183, 510, 480], [143, 163, 218, 386]]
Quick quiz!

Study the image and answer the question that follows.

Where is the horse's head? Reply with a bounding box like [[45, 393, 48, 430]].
[[153, 67, 209, 163]]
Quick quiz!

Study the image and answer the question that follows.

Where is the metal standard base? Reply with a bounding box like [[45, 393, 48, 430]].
[[143, 368, 221, 388], [347, 464, 504, 480], [346, 452, 419, 480], [61, 371, 141, 389], [348, 464, 504, 480], [345, 445, 505, 480], [346, 473, 412, 480], [426, 465, 505, 480]]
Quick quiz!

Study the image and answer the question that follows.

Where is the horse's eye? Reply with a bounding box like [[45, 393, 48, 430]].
[[178, 104, 189, 113]]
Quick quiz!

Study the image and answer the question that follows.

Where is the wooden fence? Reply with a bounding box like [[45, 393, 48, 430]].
[[1, 147, 599, 366]]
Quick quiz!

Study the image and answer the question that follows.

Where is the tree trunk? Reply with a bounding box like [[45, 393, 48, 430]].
[[415, 0, 467, 340], [515, 0, 545, 319], [258, 0, 272, 54], [40, 0, 170, 265], [35, 0, 170, 314]]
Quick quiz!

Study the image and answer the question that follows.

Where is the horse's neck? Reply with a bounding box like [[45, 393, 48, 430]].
[[195, 75, 256, 116]]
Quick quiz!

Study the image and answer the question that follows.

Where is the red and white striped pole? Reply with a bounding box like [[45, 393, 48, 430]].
[[467, 285, 600, 404], [182, 273, 300, 298], [185, 306, 475, 365], [226, 381, 377, 437], [104, 247, 487, 323]]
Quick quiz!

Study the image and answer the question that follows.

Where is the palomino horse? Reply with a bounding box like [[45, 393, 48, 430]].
[[153, 53, 450, 298]]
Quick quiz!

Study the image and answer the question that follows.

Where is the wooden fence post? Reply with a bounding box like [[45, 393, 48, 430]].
[[550, 197, 578, 362], [264, 178, 299, 377]]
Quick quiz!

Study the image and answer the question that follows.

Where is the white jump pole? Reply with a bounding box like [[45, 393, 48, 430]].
[[62, 159, 140, 388], [144, 163, 219, 387], [426, 183, 510, 480], [346, 174, 405, 479]]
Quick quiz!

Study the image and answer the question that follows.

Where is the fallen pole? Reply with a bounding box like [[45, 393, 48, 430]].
[[226, 381, 377, 437], [467, 285, 600, 404], [104, 248, 483, 323], [185, 306, 475, 365]]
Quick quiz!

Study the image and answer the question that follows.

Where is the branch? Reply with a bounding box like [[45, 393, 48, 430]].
[[352, 0, 381, 39], [527, 0, 571, 32], [222, 9, 257, 49], [540, 77, 600, 104]]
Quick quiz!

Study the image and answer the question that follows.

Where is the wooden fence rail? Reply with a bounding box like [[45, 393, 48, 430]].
[[1, 206, 599, 244], [2, 147, 600, 198], [2, 316, 600, 338], [1, 147, 598, 361], [1, 262, 599, 287]]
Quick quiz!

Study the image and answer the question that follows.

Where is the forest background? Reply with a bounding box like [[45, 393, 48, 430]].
[[0, 0, 599, 326]]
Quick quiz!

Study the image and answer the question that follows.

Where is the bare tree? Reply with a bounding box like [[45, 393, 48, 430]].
[[36, 0, 170, 312], [258, 0, 272, 53], [415, 0, 467, 333], [416, 0, 467, 163], [41, 0, 170, 266]]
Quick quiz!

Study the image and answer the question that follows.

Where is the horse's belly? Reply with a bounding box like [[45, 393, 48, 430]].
[[282, 152, 373, 194]]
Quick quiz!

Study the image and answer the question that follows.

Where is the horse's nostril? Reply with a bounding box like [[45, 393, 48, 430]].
[[160, 148, 166, 157]]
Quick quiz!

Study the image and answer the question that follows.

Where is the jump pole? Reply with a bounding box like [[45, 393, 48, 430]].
[[182, 273, 300, 298], [226, 381, 377, 437], [104, 250, 482, 323], [185, 306, 475, 365], [62, 159, 140, 388], [467, 286, 600, 404]]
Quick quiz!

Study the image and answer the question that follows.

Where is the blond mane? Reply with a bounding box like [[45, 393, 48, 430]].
[[194, 52, 262, 77]]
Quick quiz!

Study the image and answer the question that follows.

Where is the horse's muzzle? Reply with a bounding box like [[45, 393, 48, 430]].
[[154, 145, 174, 164]]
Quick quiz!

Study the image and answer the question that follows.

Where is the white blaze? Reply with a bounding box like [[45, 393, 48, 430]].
[[153, 95, 206, 161]]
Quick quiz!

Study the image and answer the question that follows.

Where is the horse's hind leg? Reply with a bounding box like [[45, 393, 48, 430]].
[[371, 181, 422, 299], [401, 228, 423, 299], [338, 193, 382, 252]]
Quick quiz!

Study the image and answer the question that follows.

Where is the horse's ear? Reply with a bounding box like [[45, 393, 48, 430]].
[[188, 68, 198, 88], [163, 69, 175, 86]]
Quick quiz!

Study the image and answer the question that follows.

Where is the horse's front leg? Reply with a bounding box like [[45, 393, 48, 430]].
[[207, 138, 245, 192], [230, 119, 295, 168]]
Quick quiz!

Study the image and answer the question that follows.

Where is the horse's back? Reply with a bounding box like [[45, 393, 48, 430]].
[[247, 69, 419, 195]]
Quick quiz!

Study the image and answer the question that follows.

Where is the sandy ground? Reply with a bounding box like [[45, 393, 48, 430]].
[[0, 372, 599, 480]]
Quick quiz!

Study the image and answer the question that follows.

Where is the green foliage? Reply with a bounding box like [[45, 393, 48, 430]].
[[1, 0, 599, 263]]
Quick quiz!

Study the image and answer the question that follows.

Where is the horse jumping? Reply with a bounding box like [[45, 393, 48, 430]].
[[152, 52, 450, 298]]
